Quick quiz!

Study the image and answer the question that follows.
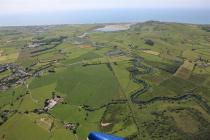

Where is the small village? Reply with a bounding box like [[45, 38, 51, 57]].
[[0, 63, 29, 90]]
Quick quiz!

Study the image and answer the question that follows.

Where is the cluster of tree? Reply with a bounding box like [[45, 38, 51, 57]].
[[33, 36, 67, 46], [0, 110, 9, 125], [82, 63, 101, 67], [48, 68, 56, 73], [32, 64, 52, 76], [31, 36, 67, 54], [106, 63, 113, 71], [30, 45, 57, 54], [142, 114, 177, 139], [82, 99, 128, 112], [144, 39, 154, 46], [148, 60, 182, 74], [0, 110, 18, 125], [201, 26, 210, 32]]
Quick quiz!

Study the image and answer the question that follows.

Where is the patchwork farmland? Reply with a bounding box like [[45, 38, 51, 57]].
[[0, 21, 210, 140]]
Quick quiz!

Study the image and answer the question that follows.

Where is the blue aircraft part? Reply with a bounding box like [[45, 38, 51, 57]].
[[88, 132, 126, 140]]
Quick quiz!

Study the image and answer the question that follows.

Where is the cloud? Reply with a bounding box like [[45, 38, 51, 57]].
[[0, 0, 209, 14]]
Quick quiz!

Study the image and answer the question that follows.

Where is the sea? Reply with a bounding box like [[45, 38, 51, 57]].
[[0, 9, 210, 26]]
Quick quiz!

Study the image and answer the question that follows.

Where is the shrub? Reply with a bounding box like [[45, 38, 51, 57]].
[[145, 39, 154, 46]]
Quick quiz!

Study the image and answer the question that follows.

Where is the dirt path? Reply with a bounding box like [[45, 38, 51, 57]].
[[106, 56, 142, 139]]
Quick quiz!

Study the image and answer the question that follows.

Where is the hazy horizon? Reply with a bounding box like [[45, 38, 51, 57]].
[[0, 0, 209, 26], [0, 8, 210, 26]]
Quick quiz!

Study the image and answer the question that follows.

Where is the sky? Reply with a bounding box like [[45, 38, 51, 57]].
[[0, 0, 209, 26], [0, 0, 210, 14]]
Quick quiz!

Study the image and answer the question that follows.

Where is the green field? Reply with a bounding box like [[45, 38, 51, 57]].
[[0, 21, 210, 139]]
